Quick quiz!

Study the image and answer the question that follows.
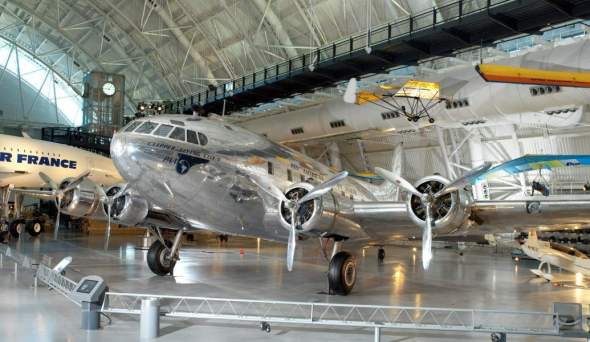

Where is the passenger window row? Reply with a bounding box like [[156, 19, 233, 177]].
[[124, 120, 208, 146]]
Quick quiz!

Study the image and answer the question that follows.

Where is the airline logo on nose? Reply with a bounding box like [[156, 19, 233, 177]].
[[175, 153, 208, 175], [0, 152, 77, 169]]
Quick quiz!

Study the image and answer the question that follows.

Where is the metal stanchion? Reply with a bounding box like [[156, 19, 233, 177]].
[[374, 327, 381, 342], [140, 297, 160, 339], [14, 262, 17, 279]]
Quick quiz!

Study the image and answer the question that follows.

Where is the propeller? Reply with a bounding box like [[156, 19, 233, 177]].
[[251, 171, 349, 271], [343, 78, 358, 104], [39, 171, 90, 239], [96, 183, 130, 250], [432, 162, 492, 199], [375, 163, 492, 270]]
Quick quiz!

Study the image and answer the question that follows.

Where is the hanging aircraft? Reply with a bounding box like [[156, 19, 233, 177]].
[[520, 229, 590, 283], [0, 133, 122, 238], [19, 113, 590, 295]]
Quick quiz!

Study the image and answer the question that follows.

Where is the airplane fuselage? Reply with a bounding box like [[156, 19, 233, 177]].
[[0, 134, 121, 188], [111, 116, 381, 242], [522, 239, 590, 276]]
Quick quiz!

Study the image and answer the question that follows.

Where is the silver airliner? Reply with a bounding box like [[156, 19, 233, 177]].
[[26, 114, 590, 295]]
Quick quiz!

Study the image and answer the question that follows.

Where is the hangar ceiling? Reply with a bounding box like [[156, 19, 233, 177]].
[[0, 0, 443, 109]]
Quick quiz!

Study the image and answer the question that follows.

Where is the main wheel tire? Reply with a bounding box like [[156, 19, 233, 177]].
[[8, 219, 25, 239], [26, 220, 43, 237], [328, 251, 357, 296], [147, 240, 176, 276]]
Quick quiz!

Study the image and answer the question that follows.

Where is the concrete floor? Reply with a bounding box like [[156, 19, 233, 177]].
[[1, 231, 588, 341]]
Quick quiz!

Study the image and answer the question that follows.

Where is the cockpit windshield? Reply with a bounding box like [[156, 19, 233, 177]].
[[153, 124, 173, 137], [549, 242, 589, 259], [125, 118, 209, 146], [123, 121, 142, 132], [169, 127, 186, 141], [135, 121, 158, 134]]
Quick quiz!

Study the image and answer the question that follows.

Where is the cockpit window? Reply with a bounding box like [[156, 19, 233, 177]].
[[187, 130, 199, 145], [123, 121, 141, 132], [169, 127, 186, 141], [198, 132, 208, 146], [153, 124, 173, 137], [170, 120, 185, 126], [135, 121, 158, 134]]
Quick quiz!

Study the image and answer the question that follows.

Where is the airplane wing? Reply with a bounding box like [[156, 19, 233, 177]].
[[0, 171, 29, 178], [470, 199, 590, 232], [10, 188, 56, 201], [483, 154, 590, 179]]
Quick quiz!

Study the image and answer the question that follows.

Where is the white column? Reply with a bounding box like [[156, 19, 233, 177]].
[[468, 130, 490, 200], [392, 143, 404, 200], [436, 126, 455, 179], [327, 142, 342, 170]]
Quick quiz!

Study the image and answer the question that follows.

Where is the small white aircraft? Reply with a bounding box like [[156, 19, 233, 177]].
[[521, 229, 590, 282], [0, 133, 122, 238]]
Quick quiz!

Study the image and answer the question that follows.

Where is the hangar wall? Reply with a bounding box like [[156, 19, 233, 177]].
[[0, 70, 70, 130]]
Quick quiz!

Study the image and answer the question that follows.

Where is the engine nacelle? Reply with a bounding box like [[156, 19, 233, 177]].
[[406, 175, 472, 235], [60, 178, 101, 217], [105, 184, 149, 226], [279, 183, 321, 232], [275, 183, 370, 240]]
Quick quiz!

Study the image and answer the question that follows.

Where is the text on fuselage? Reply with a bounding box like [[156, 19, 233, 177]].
[[0, 152, 77, 169]]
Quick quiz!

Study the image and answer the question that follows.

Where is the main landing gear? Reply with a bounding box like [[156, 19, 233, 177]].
[[147, 227, 183, 276], [325, 238, 357, 296]]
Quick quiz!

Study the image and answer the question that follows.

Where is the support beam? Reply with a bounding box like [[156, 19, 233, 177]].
[[487, 12, 520, 33], [153, 5, 217, 86], [251, 0, 298, 59], [542, 0, 576, 17]]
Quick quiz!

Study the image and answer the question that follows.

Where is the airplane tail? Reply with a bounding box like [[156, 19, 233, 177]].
[[528, 229, 538, 242]]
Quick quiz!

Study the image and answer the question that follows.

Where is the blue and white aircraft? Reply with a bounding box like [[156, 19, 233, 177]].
[[0, 133, 121, 238]]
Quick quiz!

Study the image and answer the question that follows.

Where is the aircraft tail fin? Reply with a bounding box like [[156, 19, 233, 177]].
[[528, 229, 538, 242]]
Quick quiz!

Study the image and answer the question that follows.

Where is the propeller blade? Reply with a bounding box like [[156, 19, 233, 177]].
[[343, 78, 358, 104], [422, 204, 433, 269], [112, 183, 130, 200], [434, 162, 493, 199], [286, 207, 297, 271], [374, 167, 423, 198], [63, 170, 91, 192], [298, 171, 348, 204], [54, 196, 61, 240], [95, 183, 108, 202], [39, 172, 58, 190], [104, 204, 111, 251]]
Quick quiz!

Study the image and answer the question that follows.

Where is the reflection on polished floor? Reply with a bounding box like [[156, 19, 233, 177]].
[[1, 232, 587, 341]]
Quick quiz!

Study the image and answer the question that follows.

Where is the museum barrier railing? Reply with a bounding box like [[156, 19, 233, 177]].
[[101, 292, 588, 340], [0, 244, 80, 306]]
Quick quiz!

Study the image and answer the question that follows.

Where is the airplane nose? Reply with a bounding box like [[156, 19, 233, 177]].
[[110, 133, 127, 159]]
